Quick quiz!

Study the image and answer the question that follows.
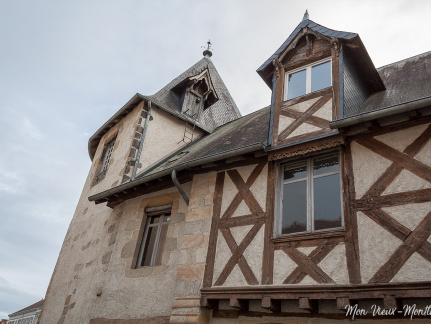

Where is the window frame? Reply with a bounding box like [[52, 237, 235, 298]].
[[283, 58, 332, 101], [275, 150, 344, 237], [136, 209, 171, 268]]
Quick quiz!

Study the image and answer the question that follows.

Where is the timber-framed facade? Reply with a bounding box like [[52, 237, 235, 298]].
[[40, 13, 431, 324]]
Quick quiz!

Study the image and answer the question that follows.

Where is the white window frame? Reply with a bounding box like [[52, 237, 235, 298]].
[[276, 151, 343, 237], [137, 211, 171, 268], [284, 58, 332, 101]]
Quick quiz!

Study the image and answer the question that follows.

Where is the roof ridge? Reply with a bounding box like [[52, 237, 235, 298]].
[[377, 50, 431, 70]]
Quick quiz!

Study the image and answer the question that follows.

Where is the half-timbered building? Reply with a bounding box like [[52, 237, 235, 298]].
[[39, 13, 431, 324]]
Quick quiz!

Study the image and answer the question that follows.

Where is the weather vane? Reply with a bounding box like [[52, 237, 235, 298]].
[[202, 39, 213, 57]]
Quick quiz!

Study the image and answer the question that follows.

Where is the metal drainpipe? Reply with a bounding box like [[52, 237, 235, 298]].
[[171, 169, 189, 205], [131, 101, 152, 181]]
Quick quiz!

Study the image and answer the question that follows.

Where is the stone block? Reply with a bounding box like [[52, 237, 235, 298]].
[[108, 232, 117, 246], [161, 251, 170, 265], [164, 237, 177, 252], [180, 250, 188, 265], [125, 220, 139, 231], [107, 223, 116, 234], [102, 251, 112, 264], [74, 264, 84, 272], [170, 212, 185, 224], [121, 242, 135, 259], [176, 264, 204, 281], [195, 247, 207, 263], [182, 234, 205, 249], [186, 206, 212, 222], [204, 193, 214, 206], [64, 295, 71, 305]]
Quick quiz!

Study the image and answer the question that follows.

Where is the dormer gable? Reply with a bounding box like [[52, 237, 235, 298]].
[[259, 13, 385, 148], [171, 68, 219, 120]]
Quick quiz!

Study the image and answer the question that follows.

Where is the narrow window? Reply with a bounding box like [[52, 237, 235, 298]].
[[285, 59, 332, 100], [279, 152, 342, 235], [137, 208, 171, 267], [101, 138, 115, 173]]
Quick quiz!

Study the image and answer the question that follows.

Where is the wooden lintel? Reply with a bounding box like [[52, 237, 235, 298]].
[[261, 297, 281, 313], [409, 110, 421, 120], [299, 297, 317, 313], [200, 297, 219, 310], [383, 295, 402, 311], [336, 297, 351, 312], [229, 297, 249, 311]]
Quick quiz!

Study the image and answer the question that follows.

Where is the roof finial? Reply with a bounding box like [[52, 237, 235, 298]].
[[302, 10, 309, 21], [202, 39, 213, 58]]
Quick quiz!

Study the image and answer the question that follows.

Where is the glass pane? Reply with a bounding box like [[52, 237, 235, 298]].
[[311, 61, 331, 92], [140, 226, 158, 266], [313, 155, 339, 176], [149, 216, 160, 224], [282, 181, 307, 234], [287, 69, 306, 100], [154, 223, 169, 266], [314, 174, 342, 230], [284, 164, 307, 181]]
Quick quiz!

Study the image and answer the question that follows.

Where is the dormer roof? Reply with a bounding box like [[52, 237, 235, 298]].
[[257, 18, 384, 93], [149, 56, 241, 131], [87, 56, 241, 160]]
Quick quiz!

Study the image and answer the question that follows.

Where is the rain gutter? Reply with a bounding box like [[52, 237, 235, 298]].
[[131, 101, 151, 180], [330, 96, 431, 129], [171, 170, 189, 205], [88, 142, 266, 202]]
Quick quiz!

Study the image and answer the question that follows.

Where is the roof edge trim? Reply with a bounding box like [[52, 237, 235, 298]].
[[330, 96, 431, 129], [88, 142, 265, 202]]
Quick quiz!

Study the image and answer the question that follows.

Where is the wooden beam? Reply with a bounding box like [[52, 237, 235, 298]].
[[261, 297, 281, 313], [383, 295, 402, 311], [229, 297, 249, 311], [200, 297, 219, 310], [299, 297, 317, 313], [336, 297, 352, 312]]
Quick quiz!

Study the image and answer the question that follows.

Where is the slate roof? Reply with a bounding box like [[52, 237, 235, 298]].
[[9, 300, 44, 317], [257, 19, 357, 87], [137, 106, 270, 179], [149, 56, 242, 132], [358, 51, 431, 115], [88, 56, 241, 160]]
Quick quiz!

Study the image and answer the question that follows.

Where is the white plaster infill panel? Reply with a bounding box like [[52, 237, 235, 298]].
[[357, 211, 403, 283], [415, 132, 431, 166], [288, 96, 320, 113], [273, 250, 298, 285], [391, 252, 431, 283], [212, 230, 232, 286], [230, 225, 253, 246], [287, 123, 321, 139], [296, 246, 316, 256], [249, 163, 268, 213], [312, 98, 332, 121], [351, 141, 393, 199], [301, 275, 318, 285], [278, 116, 295, 135], [383, 169, 431, 195], [220, 172, 237, 216], [242, 226, 264, 283], [318, 243, 349, 284], [382, 202, 431, 231], [374, 124, 428, 153], [223, 264, 248, 287]]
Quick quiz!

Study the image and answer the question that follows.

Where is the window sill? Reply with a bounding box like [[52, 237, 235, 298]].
[[272, 229, 345, 244]]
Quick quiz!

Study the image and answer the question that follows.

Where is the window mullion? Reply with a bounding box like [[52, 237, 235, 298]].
[[150, 215, 164, 266], [306, 66, 312, 94], [307, 158, 313, 232]]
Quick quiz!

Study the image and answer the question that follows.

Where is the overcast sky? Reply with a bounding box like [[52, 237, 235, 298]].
[[1, 0, 431, 319]]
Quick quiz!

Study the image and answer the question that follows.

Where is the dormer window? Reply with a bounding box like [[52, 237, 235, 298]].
[[171, 69, 218, 120], [284, 59, 332, 100]]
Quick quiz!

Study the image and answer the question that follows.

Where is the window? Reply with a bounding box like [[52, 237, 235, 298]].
[[96, 137, 116, 182], [137, 209, 171, 267], [278, 152, 342, 235], [284, 59, 332, 100]]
